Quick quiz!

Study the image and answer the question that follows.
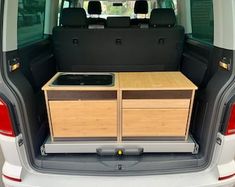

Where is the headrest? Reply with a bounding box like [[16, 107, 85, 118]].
[[61, 8, 87, 27], [107, 17, 130, 28], [88, 1, 102, 15], [134, 1, 148, 14], [150, 8, 176, 27]]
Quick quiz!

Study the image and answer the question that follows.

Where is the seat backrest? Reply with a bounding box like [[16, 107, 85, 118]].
[[106, 17, 131, 28], [53, 8, 184, 72], [131, 0, 149, 28], [147, 8, 185, 69]]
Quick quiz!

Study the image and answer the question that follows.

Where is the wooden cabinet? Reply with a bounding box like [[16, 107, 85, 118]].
[[119, 72, 197, 140], [43, 72, 197, 141], [42, 73, 119, 141]]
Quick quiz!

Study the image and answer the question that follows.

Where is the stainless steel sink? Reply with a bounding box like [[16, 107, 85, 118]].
[[51, 73, 115, 86]]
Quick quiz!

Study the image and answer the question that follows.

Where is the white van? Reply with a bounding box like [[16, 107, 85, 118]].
[[0, 0, 235, 186]]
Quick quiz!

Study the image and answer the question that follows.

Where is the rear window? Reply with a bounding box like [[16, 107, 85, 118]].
[[83, 0, 178, 18], [17, 0, 46, 46], [83, 1, 151, 18], [156, 0, 176, 9], [58, 0, 71, 25], [155, 0, 177, 15]]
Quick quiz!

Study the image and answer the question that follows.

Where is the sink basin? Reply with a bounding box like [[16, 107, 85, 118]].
[[51, 73, 114, 86]]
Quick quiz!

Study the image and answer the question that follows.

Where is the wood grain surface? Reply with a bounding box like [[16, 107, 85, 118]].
[[49, 100, 117, 138], [122, 109, 189, 137]]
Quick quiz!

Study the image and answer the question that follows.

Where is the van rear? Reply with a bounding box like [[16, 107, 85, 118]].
[[0, 0, 235, 186]]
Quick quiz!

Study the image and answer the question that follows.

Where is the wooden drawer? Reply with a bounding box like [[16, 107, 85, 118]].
[[122, 99, 190, 109], [49, 100, 117, 138], [122, 109, 189, 137]]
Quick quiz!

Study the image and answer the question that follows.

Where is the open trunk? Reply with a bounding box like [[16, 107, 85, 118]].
[[0, 0, 234, 176], [1, 36, 234, 175]]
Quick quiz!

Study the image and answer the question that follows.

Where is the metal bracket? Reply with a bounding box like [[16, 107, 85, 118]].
[[42, 135, 198, 155], [191, 136, 199, 154], [192, 143, 199, 154], [40, 145, 47, 156]]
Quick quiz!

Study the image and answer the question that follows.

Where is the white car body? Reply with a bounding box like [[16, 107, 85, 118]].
[[1, 0, 235, 186]]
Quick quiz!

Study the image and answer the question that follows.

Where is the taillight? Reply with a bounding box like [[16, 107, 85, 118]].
[[2, 174, 22, 182], [218, 173, 235, 181], [0, 98, 15, 137], [225, 104, 235, 135]]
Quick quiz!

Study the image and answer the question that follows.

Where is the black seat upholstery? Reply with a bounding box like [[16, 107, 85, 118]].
[[87, 1, 106, 27], [131, 0, 149, 27], [60, 8, 87, 27], [149, 8, 176, 28], [107, 17, 130, 28], [53, 8, 185, 72]]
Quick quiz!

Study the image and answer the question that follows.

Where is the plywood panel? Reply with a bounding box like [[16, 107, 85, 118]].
[[119, 72, 198, 90], [123, 109, 189, 137], [49, 100, 117, 138], [122, 99, 190, 109]]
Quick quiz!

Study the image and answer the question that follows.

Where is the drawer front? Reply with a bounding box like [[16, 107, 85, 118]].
[[123, 109, 189, 137], [49, 100, 117, 138], [122, 99, 190, 109]]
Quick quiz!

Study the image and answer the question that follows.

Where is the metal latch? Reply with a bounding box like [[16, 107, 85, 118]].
[[8, 58, 20, 72], [96, 146, 144, 156], [219, 57, 231, 71], [18, 138, 23, 147]]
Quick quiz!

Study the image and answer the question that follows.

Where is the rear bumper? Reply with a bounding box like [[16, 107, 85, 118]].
[[2, 168, 235, 187], [1, 133, 235, 187]]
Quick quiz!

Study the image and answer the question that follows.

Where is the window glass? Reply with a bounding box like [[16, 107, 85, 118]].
[[18, 0, 46, 46], [191, 0, 214, 43], [58, 0, 71, 25], [64, 1, 70, 8], [59, 0, 70, 9], [156, 0, 176, 9], [155, 0, 177, 15], [83, 1, 151, 18]]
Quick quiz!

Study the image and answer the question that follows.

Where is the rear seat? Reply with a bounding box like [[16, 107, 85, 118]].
[[131, 0, 149, 28], [87, 1, 106, 28], [53, 8, 184, 72]]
